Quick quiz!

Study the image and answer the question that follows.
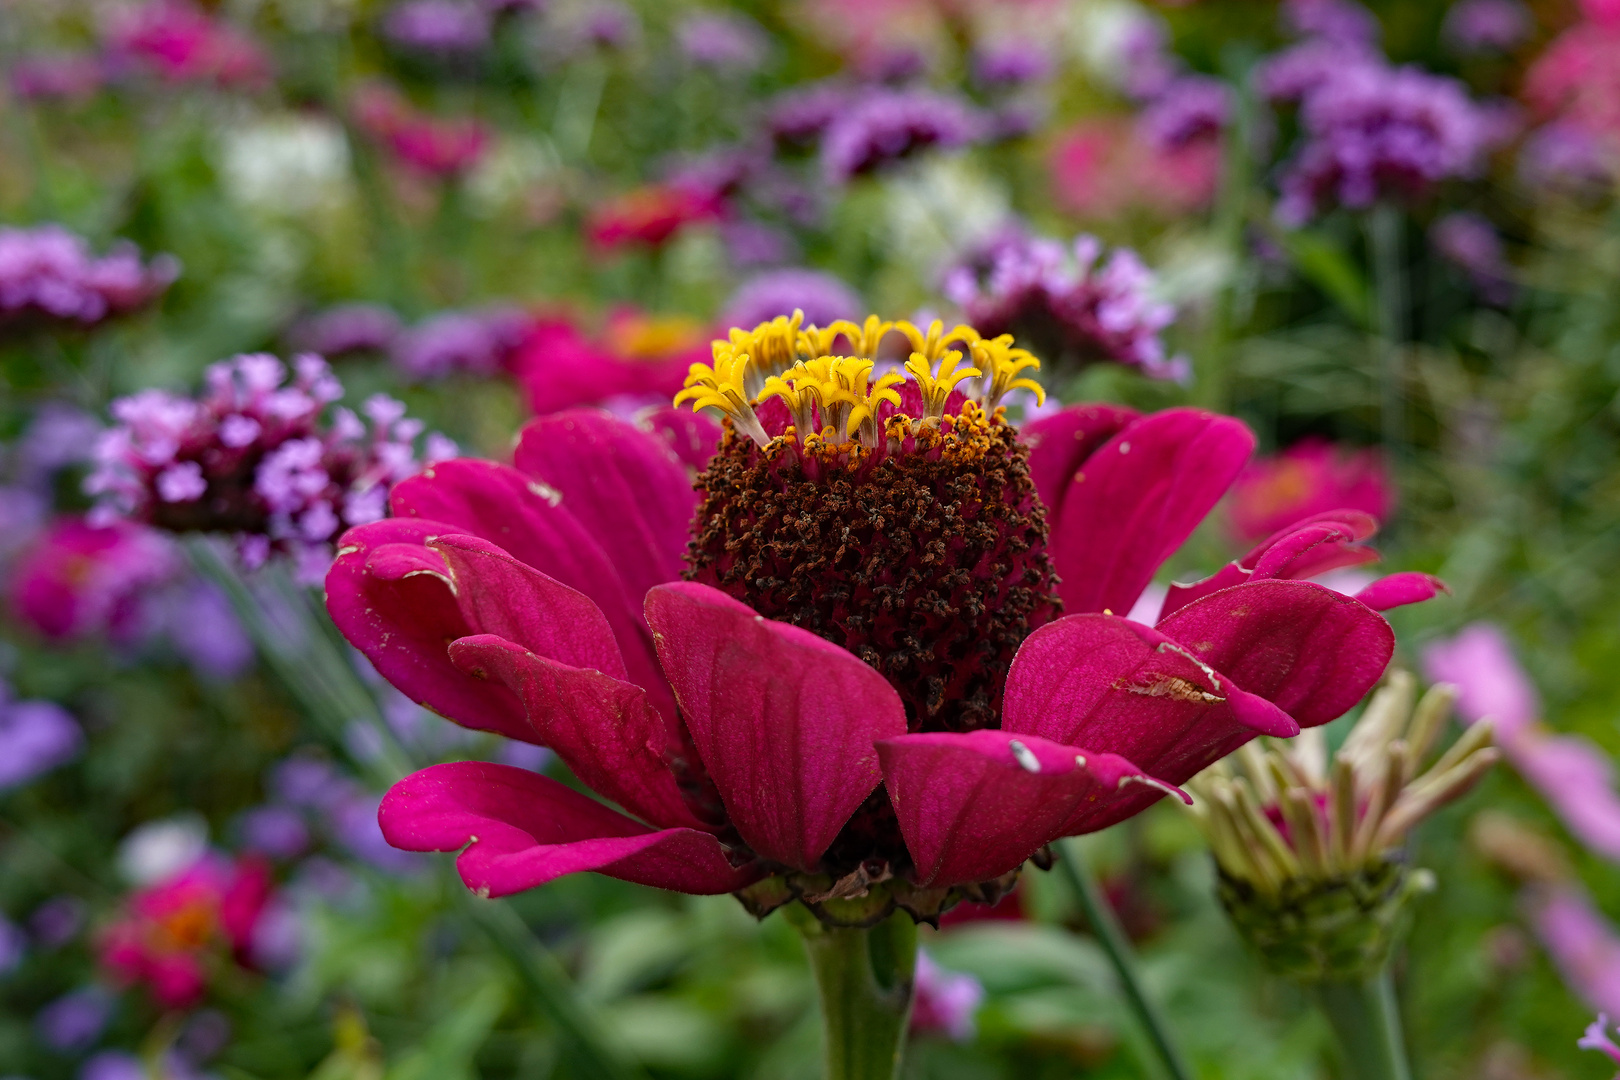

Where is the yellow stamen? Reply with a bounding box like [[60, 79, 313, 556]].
[[675, 341, 771, 446], [904, 349, 982, 420], [741, 311, 805, 379], [779, 356, 902, 449], [821, 315, 895, 359], [971, 335, 1046, 408], [896, 319, 980, 363]]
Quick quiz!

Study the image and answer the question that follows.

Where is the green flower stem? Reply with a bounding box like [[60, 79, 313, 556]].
[[1367, 203, 1407, 460], [788, 905, 918, 1080], [1057, 839, 1195, 1080], [1312, 970, 1413, 1080], [183, 539, 648, 1080]]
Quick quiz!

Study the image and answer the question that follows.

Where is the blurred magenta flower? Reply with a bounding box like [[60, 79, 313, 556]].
[[1049, 119, 1221, 218], [1226, 437, 1394, 544], [722, 269, 862, 329], [99, 853, 275, 1009], [0, 225, 177, 331], [327, 314, 1404, 922], [1443, 0, 1532, 53], [9, 53, 106, 102], [910, 952, 984, 1041], [390, 306, 529, 381], [821, 89, 984, 182], [104, 1, 270, 89], [7, 517, 178, 642], [586, 184, 724, 251], [353, 83, 491, 179], [1528, 886, 1620, 1017], [1425, 624, 1620, 862], [508, 310, 711, 417], [943, 228, 1190, 382], [1581, 1014, 1620, 1073], [87, 353, 453, 581], [0, 682, 83, 791]]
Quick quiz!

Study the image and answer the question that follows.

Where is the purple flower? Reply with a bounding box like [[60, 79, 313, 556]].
[[1283, 0, 1381, 44], [1580, 1014, 1620, 1072], [677, 12, 768, 74], [30, 895, 86, 948], [0, 225, 176, 331], [87, 353, 452, 580], [0, 914, 24, 973], [1118, 16, 1179, 102], [718, 221, 798, 268], [910, 952, 984, 1041], [1137, 75, 1232, 152], [37, 987, 114, 1050], [391, 307, 529, 381], [271, 755, 345, 810], [289, 303, 402, 357], [334, 793, 423, 874], [152, 578, 254, 681], [10, 53, 106, 101], [766, 82, 852, 152], [1431, 211, 1513, 304], [382, 0, 492, 54], [1443, 0, 1532, 53], [1519, 121, 1615, 190], [1529, 886, 1620, 1018], [971, 39, 1052, 89], [1258, 39, 1382, 105], [943, 228, 1188, 382], [721, 269, 862, 330], [239, 805, 311, 859], [19, 403, 102, 479], [80, 1051, 146, 1080], [0, 691, 84, 790], [821, 89, 984, 183]]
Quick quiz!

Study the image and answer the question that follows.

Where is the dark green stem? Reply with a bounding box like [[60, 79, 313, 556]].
[[1057, 839, 1196, 1080], [788, 906, 917, 1080], [1312, 970, 1412, 1080], [1367, 204, 1407, 459]]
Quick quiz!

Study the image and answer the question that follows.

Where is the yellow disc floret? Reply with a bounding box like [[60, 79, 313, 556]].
[[675, 340, 772, 446], [970, 335, 1045, 409], [897, 319, 980, 364], [905, 349, 982, 421]]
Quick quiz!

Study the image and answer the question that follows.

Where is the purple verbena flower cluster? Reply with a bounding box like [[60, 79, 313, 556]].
[[1138, 74, 1233, 153], [87, 353, 455, 580], [0, 225, 177, 330], [821, 89, 984, 182], [943, 228, 1189, 382], [766, 82, 852, 152], [390, 306, 529, 381], [0, 679, 83, 792], [288, 303, 402, 357], [1443, 0, 1532, 54], [676, 12, 769, 74], [381, 0, 492, 56]]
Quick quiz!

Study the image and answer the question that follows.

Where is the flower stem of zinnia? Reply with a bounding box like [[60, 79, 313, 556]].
[[1312, 969, 1413, 1080], [1057, 838, 1196, 1080], [788, 905, 918, 1080]]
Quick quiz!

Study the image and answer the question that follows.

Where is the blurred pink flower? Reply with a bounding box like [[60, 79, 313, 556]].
[[1580, 1014, 1620, 1073], [7, 517, 178, 642], [1227, 437, 1393, 544], [586, 185, 722, 251], [1528, 886, 1620, 1019], [1424, 624, 1620, 862], [104, 1, 270, 89], [1523, 21, 1620, 150], [353, 83, 490, 179], [508, 310, 712, 420], [1049, 119, 1221, 219], [911, 951, 984, 1041]]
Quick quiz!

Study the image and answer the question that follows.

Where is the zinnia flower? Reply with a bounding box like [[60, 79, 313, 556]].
[[1226, 436, 1394, 544], [329, 312, 1415, 925], [507, 309, 712, 418], [586, 185, 723, 252], [103, 1, 270, 89], [353, 83, 491, 179]]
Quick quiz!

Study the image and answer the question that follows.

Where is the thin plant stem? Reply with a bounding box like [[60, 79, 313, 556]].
[[554, 59, 607, 165], [1367, 204, 1407, 461], [787, 905, 918, 1080], [1057, 838, 1196, 1080], [1197, 56, 1258, 414], [1312, 970, 1413, 1080]]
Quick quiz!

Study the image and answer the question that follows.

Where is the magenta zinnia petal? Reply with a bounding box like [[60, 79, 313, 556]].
[[1021, 403, 1139, 528], [645, 582, 908, 871], [1353, 571, 1448, 611], [379, 763, 759, 897], [879, 729, 1186, 887]]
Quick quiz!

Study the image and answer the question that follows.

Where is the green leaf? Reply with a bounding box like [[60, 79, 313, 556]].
[[1278, 229, 1374, 328]]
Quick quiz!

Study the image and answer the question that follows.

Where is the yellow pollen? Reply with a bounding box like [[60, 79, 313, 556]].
[[971, 335, 1046, 409]]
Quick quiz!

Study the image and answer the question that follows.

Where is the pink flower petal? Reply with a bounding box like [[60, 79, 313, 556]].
[[326, 519, 530, 742], [643, 581, 908, 872], [635, 405, 722, 472], [1047, 408, 1255, 617], [389, 457, 671, 721], [1512, 732, 1620, 862], [1022, 403, 1140, 528], [1003, 614, 1297, 794], [1421, 622, 1538, 737], [878, 729, 1186, 887], [379, 763, 759, 897], [512, 410, 696, 607], [448, 634, 700, 830], [1353, 571, 1447, 612], [1155, 579, 1394, 726]]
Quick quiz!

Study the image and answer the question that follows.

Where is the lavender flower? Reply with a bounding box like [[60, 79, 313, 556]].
[[971, 38, 1052, 89], [1258, 38, 1382, 105], [391, 306, 529, 381], [943, 228, 1188, 382], [721, 269, 862, 329], [0, 686, 83, 790], [271, 754, 346, 811], [766, 82, 852, 152], [677, 12, 768, 74], [1273, 60, 1496, 224], [1443, 0, 1532, 53], [29, 896, 86, 948], [239, 805, 310, 859], [87, 353, 454, 580], [289, 303, 402, 357], [37, 987, 113, 1050], [382, 0, 492, 54], [1581, 1014, 1620, 1073], [1529, 886, 1620, 1017], [821, 89, 984, 183], [0, 225, 176, 330], [1117, 17, 1179, 102], [1431, 211, 1513, 304], [150, 578, 255, 680], [718, 221, 798, 268], [910, 952, 985, 1041], [1137, 75, 1232, 152], [1519, 121, 1615, 190], [1283, 0, 1381, 44], [0, 914, 24, 973], [81, 1051, 147, 1080]]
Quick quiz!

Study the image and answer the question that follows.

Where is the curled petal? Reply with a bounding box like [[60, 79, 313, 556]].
[[644, 582, 908, 872], [879, 730, 1187, 888], [448, 635, 699, 830], [327, 519, 529, 741], [1022, 403, 1139, 527], [1354, 571, 1447, 612], [1048, 408, 1255, 617], [380, 763, 760, 897], [1155, 579, 1394, 726], [1003, 614, 1297, 794]]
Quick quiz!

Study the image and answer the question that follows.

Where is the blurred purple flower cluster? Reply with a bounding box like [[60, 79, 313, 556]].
[[1260, 5, 1503, 223], [821, 89, 984, 182], [943, 228, 1188, 382], [1431, 211, 1514, 304], [1443, 0, 1533, 54], [87, 354, 454, 580], [382, 0, 492, 55], [0, 677, 83, 792], [677, 11, 769, 74], [721, 268, 861, 329], [0, 225, 177, 330], [288, 303, 403, 358], [390, 306, 530, 381]]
